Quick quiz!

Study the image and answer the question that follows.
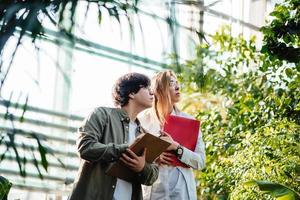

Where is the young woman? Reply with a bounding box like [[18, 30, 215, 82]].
[[139, 70, 206, 200]]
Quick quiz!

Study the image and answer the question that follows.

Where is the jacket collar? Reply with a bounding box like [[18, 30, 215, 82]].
[[116, 108, 141, 126]]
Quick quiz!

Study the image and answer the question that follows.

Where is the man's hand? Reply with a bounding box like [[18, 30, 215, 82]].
[[155, 152, 173, 165], [120, 148, 147, 172]]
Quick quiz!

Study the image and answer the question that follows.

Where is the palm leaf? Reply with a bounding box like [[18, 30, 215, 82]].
[[30, 146, 44, 180], [30, 133, 48, 171]]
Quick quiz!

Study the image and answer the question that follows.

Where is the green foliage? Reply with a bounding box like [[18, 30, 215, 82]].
[[0, 0, 139, 93], [0, 0, 139, 52], [0, 98, 53, 179], [260, 0, 300, 63], [168, 9, 300, 200]]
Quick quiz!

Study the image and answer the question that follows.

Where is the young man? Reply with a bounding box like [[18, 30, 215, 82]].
[[69, 73, 158, 200]]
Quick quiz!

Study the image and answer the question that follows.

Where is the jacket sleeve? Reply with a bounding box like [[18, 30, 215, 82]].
[[179, 130, 206, 170], [77, 108, 128, 163], [136, 162, 159, 186]]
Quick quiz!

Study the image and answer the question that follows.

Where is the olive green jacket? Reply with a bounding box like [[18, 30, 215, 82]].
[[69, 107, 159, 200]]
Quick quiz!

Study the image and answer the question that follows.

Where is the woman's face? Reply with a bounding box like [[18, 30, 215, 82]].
[[169, 76, 180, 104]]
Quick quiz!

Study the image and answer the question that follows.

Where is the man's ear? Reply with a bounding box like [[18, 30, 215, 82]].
[[129, 93, 135, 99]]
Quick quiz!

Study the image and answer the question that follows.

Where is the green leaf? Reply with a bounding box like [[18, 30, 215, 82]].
[[37, 139, 48, 171], [20, 96, 28, 123], [270, 11, 282, 18], [0, 176, 12, 200], [285, 68, 294, 78], [244, 180, 300, 200], [294, 102, 300, 111], [31, 133, 48, 171], [8, 134, 26, 177], [98, 8, 102, 24], [108, 6, 120, 22]]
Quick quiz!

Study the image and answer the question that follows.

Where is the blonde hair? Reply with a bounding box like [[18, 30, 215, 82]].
[[152, 70, 179, 124]]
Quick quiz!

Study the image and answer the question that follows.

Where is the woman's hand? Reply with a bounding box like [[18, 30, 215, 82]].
[[155, 152, 174, 165], [159, 131, 179, 151]]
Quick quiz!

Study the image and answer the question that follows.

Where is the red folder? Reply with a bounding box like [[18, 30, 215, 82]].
[[163, 115, 200, 168]]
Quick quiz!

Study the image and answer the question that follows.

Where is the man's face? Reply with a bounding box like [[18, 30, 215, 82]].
[[133, 86, 154, 108]]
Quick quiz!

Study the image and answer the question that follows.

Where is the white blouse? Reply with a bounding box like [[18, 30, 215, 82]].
[[138, 109, 206, 200]]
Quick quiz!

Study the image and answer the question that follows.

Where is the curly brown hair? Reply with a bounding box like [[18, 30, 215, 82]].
[[112, 72, 151, 107]]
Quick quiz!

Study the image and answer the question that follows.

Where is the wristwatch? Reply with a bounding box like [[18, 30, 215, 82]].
[[174, 145, 184, 159]]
